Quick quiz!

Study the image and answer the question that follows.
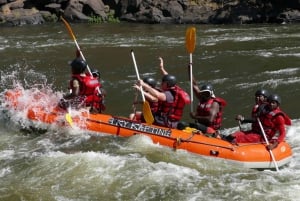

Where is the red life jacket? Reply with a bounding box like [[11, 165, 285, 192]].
[[70, 74, 104, 111], [251, 101, 269, 118], [259, 107, 291, 138], [169, 85, 190, 121], [149, 101, 159, 113], [147, 87, 160, 113], [196, 97, 226, 130], [71, 74, 100, 95], [251, 104, 259, 117], [251, 104, 261, 132], [157, 85, 190, 121]]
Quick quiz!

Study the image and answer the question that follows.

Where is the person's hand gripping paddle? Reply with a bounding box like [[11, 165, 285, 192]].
[[131, 50, 154, 124]]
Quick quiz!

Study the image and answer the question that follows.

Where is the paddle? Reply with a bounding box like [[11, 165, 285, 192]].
[[61, 16, 97, 126], [131, 50, 154, 124], [185, 27, 196, 112], [257, 117, 279, 171], [65, 108, 73, 127], [61, 16, 92, 76]]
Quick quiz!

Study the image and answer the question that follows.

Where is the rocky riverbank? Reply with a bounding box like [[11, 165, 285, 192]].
[[0, 0, 300, 26]]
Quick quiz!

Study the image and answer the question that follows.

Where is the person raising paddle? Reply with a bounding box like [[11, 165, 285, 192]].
[[176, 64, 226, 136], [188, 79, 227, 136]]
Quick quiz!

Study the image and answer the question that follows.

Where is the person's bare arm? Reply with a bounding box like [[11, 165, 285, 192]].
[[159, 57, 168, 75]]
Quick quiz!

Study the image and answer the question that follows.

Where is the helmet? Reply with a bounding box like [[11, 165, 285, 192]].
[[143, 77, 157, 88], [255, 89, 269, 97], [162, 74, 176, 87], [70, 58, 87, 74], [91, 68, 100, 78], [200, 84, 213, 93], [268, 94, 281, 105]]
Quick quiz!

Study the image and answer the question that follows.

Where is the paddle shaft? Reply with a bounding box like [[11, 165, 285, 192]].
[[61, 17, 92, 76], [130, 50, 154, 124], [131, 50, 146, 102], [257, 117, 279, 171], [189, 53, 193, 112]]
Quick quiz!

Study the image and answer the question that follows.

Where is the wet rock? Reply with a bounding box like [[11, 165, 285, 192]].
[[2, 8, 45, 26], [63, 0, 89, 21], [0, 0, 299, 26], [279, 10, 300, 23]]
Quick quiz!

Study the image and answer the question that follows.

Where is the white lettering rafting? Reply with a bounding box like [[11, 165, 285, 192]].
[[108, 118, 171, 137]]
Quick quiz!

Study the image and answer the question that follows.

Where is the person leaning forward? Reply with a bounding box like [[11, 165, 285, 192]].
[[235, 89, 269, 132], [58, 58, 104, 113]]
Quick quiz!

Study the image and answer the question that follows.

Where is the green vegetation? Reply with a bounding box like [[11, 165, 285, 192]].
[[43, 13, 58, 23], [88, 11, 119, 24]]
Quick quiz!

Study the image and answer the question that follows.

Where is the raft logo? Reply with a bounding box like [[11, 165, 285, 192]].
[[108, 118, 171, 137]]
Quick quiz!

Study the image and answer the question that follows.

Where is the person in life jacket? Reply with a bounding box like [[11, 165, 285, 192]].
[[129, 77, 159, 122], [228, 94, 291, 150], [235, 89, 269, 131], [59, 58, 103, 113], [138, 74, 190, 128], [188, 81, 227, 136]]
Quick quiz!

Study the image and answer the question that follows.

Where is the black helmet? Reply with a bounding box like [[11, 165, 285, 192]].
[[162, 74, 176, 87], [143, 77, 157, 88], [268, 94, 281, 105], [255, 89, 269, 97], [200, 84, 213, 93], [70, 58, 87, 74], [91, 68, 100, 78]]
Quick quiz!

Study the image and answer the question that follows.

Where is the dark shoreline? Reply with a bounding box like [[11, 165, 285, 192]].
[[0, 0, 300, 26]]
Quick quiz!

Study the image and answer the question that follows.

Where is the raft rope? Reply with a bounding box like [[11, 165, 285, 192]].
[[86, 117, 235, 151], [174, 136, 235, 151], [175, 131, 196, 148]]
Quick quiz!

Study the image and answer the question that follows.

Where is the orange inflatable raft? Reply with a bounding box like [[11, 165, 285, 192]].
[[4, 89, 292, 169]]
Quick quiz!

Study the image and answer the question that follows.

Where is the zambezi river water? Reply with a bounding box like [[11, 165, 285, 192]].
[[0, 22, 300, 201]]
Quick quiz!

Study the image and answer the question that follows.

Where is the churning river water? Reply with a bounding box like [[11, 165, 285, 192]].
[[0, 22, 300, 201]]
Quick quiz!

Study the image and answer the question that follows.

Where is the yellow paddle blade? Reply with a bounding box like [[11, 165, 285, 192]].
[[143, 101, 154, 124], [65, 113, 73, 127], [185, 27, 196, 53], [60, 16, 76, 41]]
